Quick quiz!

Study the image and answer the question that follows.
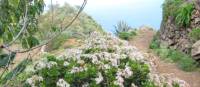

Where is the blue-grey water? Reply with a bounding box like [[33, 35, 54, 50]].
[[45, 0, 165, 33]]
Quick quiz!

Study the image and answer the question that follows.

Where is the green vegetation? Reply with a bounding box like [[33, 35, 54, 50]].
[[189, 28, 200, 41], [115, 21, 137, 40], [162, 0, 194, 27], [19, 53, 155, 87], [175, 3, 194, 27], [0, 59, 32, 87], [0, 0, 44, 48], [150, 34, 198, 71], [162, 0, 183, 21], [118, 31, 137, 40]]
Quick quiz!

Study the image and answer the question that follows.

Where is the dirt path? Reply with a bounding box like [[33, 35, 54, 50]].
[[130, 28, 200, 87]]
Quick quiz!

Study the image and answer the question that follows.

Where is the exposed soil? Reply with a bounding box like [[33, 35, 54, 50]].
[[130, 28, 200, 87]]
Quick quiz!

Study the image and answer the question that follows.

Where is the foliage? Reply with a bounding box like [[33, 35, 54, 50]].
[[149, 34, 160, 49], [0, 0, 44, 48], [21, 36, 40, 49], [117, 31, 136, 40], [175, 3, 194, 27], [162, 0, 194, 27], [84, 48, 101, 54], [172, 82, 180, 87], [162, 0, 183, 21], [189, 28, 200, 41], [0, 52, 16, 67], [23, 53, 154, 87], [0, 59, 31, 85], [150, 34, 198, 71]]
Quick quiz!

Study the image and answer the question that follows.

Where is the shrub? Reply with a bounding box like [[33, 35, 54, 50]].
[[149, 35, 160, 49], [189, 28, 200, 41], [118, 32, 132, 40], [175, 3, 194, 27], [23, 53, 153, 87]]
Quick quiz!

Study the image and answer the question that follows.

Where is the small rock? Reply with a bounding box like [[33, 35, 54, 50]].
[[191, 40, 200, 61]]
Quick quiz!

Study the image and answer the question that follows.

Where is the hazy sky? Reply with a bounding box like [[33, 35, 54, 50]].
[[44, 0, 164, 32]]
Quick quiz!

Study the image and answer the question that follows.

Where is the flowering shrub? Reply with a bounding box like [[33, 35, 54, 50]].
[[23, 32, 189, 87]]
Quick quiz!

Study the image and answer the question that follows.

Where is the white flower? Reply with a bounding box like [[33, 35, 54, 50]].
[[34, 61, 46, 71], [70, 67, 84, 73], [114, 76, 124, 87], [56, 79, 70, 87], [47, 61, 57, 69], [77, 60, 85, 65], [65, 49, 82, 60], [103, 64, 111, 70], [124, 66, 133, 78], [26, 75, 43, 87], [95, 72, 103, 84], [82, 83, 89, 87], [131, 83, 138, 87], [26, 78, 33, 86], [91, 55, 99, 64], [110, 58, 119, 67], [63, 61, 70, 67], [120, 54, 127, 59]]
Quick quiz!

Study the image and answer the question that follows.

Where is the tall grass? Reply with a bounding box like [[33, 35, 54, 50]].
[[162, 0, 194, 27], [175, 3, 194, 27], [162, 0, 183, 21]]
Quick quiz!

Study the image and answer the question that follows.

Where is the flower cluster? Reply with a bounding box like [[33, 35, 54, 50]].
[[24, 32, 189, 87], [26, 75, 43, 87], [56, 79, 70, 87]]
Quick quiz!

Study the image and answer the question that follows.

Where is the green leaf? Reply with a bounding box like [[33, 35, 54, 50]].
[[0, 52, 16, 67], [22, 36, 39, 48]]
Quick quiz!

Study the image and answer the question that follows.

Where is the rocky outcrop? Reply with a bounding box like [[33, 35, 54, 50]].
[[159, 19, 192, 54], [191, 40, 200, 61], [159, 1, 200, 61]]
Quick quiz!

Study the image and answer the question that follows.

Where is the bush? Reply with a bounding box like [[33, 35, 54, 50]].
[[117, 31, 137, 40], [23, 53, 153, 87], [149, 35, 160, 49], [175, 3, 194, 27], [189, 28, 200, 41]]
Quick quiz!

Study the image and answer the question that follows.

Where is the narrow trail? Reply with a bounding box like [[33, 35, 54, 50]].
[[129, 28, 200, 87]]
